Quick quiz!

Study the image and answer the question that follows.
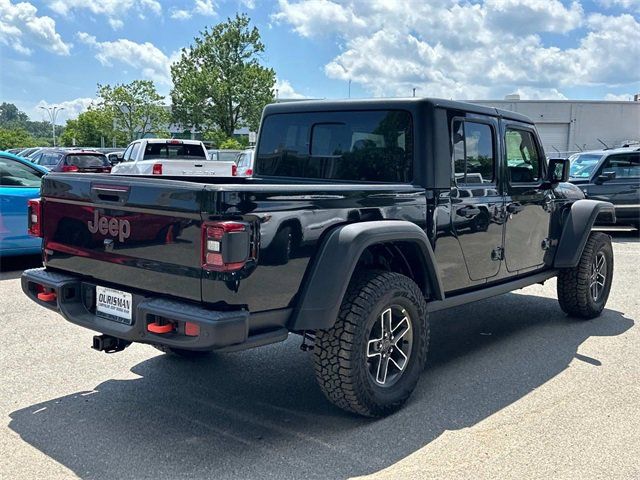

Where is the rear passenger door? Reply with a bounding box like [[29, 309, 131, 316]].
[[502, 124, 553, 273], [451, 117, 504, 280]]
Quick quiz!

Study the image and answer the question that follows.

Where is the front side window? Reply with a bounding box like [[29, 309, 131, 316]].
[[257, 110, 413, 182], [505, 128, 541, 183], [0, 157, 43, 187], [569, 153, 603, 178], [452, 120, 495, 185], [599, 153, 640, 178]]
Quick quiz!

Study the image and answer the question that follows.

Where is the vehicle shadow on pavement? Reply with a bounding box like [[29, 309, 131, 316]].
[[9, 293, 634, 480], [0, 254, 42, 280]]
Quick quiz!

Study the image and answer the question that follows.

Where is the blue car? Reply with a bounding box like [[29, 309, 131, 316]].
[[0, 152, 48, 256]]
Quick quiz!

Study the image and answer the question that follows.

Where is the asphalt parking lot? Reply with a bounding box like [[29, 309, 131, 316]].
[[1, 231, 638, 480]]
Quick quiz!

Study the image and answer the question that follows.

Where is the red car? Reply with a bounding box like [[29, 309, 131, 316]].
[[34, 149, 111, 173]]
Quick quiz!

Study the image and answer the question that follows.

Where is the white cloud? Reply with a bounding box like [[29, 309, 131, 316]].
[[598, 0, 640, 12], [170, 9, 191, 20], [0, 0, 71, 55], [604, 93, 635, 101], [484, 0, 583, 34], [275, 1, 640, 99], [77, 32, 178, 86], [47, 0, 161, 29], [194, 0, 215, 16], [170, 0, 216, 20], [32, 97, 95, 123], [508, 87, 568, 100], [275, 79, 307, 99]]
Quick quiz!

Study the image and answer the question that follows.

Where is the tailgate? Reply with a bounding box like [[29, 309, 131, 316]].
[[157, 160, 232, 176], [41, 174, 207, 302]]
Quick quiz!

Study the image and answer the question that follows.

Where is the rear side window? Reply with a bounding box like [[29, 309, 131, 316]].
[[41, 153, 62, 166], [452, 120, 495, 184], [65, 154, 110, 167], [143, 143, 206, 160], [256, 110, 413, 182]]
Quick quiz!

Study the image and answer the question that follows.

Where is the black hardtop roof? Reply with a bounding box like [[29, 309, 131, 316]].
[[264, 97, 533, 124]]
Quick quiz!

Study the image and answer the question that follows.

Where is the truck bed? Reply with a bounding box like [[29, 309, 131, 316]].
[[39, 172, 428, 315]]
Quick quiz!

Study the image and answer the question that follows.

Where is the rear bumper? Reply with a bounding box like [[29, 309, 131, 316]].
[[21, 268, 287, 351]]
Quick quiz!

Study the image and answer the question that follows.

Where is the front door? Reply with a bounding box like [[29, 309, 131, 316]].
[[451, 117, 504, 281], [585, 152, 640, 225], [503, 125, 553, 273]]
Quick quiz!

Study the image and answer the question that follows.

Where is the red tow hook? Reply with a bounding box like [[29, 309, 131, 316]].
[[147, 321, 174, 334], [37, 287, 57, 302]]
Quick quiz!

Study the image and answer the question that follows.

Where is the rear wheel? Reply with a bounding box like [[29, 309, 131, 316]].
[[557, 232, 613, 319], [313, 270, 429, 417]]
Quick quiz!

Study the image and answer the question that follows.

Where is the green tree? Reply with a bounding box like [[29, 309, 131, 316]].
[[0, 102, 29, 125], [0, 128, 37, 149], [98, 80, 170, 142], [171, 13, 276, 137], [60, 107, 127, 147]]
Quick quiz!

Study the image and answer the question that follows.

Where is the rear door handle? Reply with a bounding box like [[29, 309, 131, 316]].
[[507, 203, 524, 214], [458, 206, 481, 217]]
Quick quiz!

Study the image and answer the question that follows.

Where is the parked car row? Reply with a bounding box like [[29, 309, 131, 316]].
[[2, 136, 635, 258]]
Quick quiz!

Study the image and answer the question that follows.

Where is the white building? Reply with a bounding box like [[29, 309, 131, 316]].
[[471, 96, 640, 156]]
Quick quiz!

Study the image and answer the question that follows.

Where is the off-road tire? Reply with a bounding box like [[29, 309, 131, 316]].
[[557, 232, 613, 319], [313, 270, 429, 417], [154, 345, 213, 358]]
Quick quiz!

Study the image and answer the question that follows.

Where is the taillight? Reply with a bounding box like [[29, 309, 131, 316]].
[[232, 164, 237, 176], [152, 163, 163, 175], [61, 165, 79, 172], [245, 168, 253, 176], [202, 221, 251, 272], [27, 199, 42, 237]]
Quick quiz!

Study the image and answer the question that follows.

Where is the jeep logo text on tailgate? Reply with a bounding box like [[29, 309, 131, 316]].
[[88, 210, 131, 242]]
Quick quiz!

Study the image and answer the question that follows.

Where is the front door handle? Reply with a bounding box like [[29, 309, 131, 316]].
[[458, 206, 481, 217], [507, 203, 524, 214]]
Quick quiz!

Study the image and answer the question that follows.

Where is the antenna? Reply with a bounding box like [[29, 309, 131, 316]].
[[597, 138, 609, 149]]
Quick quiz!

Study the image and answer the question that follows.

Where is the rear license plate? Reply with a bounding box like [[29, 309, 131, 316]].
[[96, 286, 133, 325]]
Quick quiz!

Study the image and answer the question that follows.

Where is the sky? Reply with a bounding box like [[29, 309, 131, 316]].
[[1, 0, 639, 123]]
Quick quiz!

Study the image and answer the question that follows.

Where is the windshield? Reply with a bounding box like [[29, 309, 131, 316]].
[[66, 154, 110, 167], [257, 110, 413, 182], [569, 153, 602, 178], [143, 143, 206, 160], [0, 157, 44, 187]]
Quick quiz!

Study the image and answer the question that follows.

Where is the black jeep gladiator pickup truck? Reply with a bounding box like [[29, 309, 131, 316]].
[[23, 98, 616, 417]]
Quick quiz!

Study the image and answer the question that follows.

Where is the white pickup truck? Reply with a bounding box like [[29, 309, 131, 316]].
[[111, 139, 236, 176]]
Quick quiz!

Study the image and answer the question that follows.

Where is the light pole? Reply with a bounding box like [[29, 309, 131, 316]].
[[39, 105, 64, 147]]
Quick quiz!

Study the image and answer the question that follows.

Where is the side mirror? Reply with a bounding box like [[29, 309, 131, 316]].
[[596, 171, 616, 184], [547, 158, 569, 183]]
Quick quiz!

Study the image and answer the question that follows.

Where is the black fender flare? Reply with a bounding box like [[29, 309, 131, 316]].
[[290, 220, 444, 330], [554, 199, 616, 269]]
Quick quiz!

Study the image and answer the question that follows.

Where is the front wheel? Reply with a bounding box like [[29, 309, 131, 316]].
[[313, 271, 429, 417], [557, 232, 614, 319]]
